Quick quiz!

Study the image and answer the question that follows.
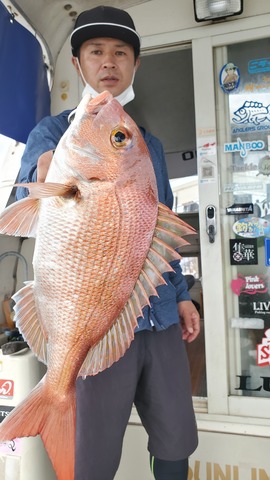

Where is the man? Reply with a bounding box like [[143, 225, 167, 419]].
[[17, 6, 199, 480]]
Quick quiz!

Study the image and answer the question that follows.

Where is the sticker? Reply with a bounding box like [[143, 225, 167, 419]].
[[0, 438, 22, 456], [256, 328, 270, 366], [232, 217, 270, 238], [219, 62, 240, 93], [230, 238, 258, 264], [198, 142, 216, 157], [244, 80, 270, 93], [230, 148, 270, 178], [0, 405, 14, 424], [0, 379, 14, 399], [257, 154, 270, 176], [237, 292, 270, 340], [224, 182, 263, 193], [248, 57, 270, 74], [230, 162, 257, 173], [265, 238, 270, 266], [250, 300, 270, 316], [197, 132, 217, 184], [232, 100, 270, 127], [226, 203, 253, 215], [224, 138, 264, 158], [0, 406, 21, 456], [231, 274, 267, 296], [231, 317, 264, 329], [197, 127, 215, 137], [199, 157, 216, 184]]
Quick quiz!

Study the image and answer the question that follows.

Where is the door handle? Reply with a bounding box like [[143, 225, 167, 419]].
[[206, 205, 216, 243]]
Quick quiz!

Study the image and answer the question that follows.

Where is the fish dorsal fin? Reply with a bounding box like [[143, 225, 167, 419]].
[[79, 202, 196, 376], [12, 282, 48, 364], [0, 197, 40, 237]]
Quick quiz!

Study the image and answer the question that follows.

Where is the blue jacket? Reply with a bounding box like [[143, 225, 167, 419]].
[[16, 109, 191, 331]]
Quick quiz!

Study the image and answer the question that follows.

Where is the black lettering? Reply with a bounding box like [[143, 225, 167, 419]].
[[261, 376, 270, 392], [235, 375, 262, 391]]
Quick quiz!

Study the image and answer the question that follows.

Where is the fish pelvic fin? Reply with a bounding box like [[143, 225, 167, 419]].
[[79, 203, 196, 376], [0, 379, 76, 480], [0, 196, 40, 237], [13, 281, 48, 364]]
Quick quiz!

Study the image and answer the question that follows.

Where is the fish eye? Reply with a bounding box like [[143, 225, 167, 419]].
[[110, 128, 131, 148]]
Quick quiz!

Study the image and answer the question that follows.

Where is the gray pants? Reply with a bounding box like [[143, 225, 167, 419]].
[[75, 324, 198, 480]]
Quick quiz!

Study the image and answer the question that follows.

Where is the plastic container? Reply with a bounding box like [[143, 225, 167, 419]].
[[0, 348, 56, 480]]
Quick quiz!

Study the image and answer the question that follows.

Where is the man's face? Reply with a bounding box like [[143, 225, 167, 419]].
[[72, 37, 140, 97]]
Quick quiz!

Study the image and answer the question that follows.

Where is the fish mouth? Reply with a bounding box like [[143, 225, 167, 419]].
[[86, 91, 114, 117]]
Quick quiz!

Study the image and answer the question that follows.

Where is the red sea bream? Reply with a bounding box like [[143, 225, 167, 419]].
[[0, 91, 195, 479]]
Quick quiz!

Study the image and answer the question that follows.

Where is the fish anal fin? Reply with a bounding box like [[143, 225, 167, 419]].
[[0, 197, 40, 237], [13, 282, 48, 364], [79, 299, 138, 377]]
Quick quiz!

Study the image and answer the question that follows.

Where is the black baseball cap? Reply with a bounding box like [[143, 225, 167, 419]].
[[70, 5, 141, 58]]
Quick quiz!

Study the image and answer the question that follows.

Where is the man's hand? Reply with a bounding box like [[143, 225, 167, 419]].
[[37, 150, 54, 182], [178, 300, 200, 343]]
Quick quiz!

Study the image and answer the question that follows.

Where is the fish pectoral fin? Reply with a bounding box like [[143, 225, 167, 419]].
[[0, 197, 40, 237], [79, 297, 139, 377], [16, 182, 81, 200], [13, 281, 48, 364]]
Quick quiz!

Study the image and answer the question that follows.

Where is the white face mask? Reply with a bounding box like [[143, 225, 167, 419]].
[[76, 57, 136, 107], [82, 82, 135, 106]]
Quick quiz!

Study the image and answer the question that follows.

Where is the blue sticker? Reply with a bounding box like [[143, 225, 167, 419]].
[[265, 238, 270, 266], [224, 137, 264, 158], [219, 62, 240, 93], [248, 57, 270, 74]]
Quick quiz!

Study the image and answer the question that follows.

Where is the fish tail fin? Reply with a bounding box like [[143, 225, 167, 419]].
[[0, 380, 76, 480]]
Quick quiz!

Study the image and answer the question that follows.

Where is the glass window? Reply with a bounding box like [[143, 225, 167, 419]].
[[215, 38, 270, 399], [170, 176, 199, 214]]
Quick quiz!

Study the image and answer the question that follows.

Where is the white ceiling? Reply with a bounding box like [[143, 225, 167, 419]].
[[5, 0, 150, 63]]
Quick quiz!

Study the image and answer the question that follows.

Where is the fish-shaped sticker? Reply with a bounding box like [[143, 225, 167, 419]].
[[232, 101, 270, 125]]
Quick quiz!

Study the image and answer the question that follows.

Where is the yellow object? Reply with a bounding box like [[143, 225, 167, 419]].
[[2, 297, 15, 329]]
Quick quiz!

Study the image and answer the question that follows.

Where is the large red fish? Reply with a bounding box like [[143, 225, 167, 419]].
[[0, 91, 195, 479]]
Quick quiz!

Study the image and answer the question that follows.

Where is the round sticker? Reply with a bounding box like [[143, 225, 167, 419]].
[[233, 217, 270, 238], [219, 62, 240, 94]]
